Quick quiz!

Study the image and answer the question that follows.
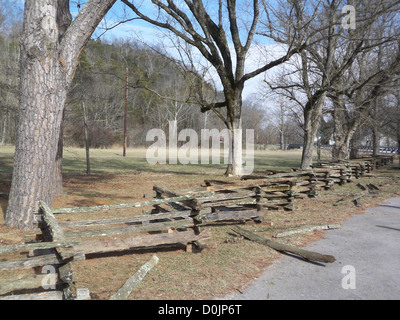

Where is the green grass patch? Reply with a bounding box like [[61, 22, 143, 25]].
[[0, 146, 312, 178]]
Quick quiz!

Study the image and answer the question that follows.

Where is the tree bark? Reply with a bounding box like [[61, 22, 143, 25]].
[[331, 95, 366, 162], [301, 93, 326, 170], [301, 127, 316, 170], [332, 134, 351, 162], [350, 128, 362, 160], [332, 94, 353, 162], [52, 111, 65, 197], [82, 102, 91, 175], [5, 1, 69, 229], [280, 130, 285, 151], [225, 117, 243, 176], [372, 125, 380, 157], [5, 0, 116, 230], [0, 109, 8, 145]]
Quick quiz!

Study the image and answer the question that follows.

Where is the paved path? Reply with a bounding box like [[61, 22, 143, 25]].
[[223, 196, 400, 300]]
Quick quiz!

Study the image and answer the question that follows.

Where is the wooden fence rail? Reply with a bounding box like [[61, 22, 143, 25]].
[[0, 155, 393, 300]]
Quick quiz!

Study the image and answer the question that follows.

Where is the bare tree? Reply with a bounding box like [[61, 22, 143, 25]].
[[262, 0, 339, 169], [5, 0, 117, 230], [264, 0, 400, 168], [329, 1, 400, 161], [120, 0, 310, 176]]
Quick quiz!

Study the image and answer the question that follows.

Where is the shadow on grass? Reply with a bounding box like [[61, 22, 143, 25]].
[[64, 156, 304, 177], [1, 147, 304, 179], [63, 172, 117, 183], [62, 157, 228, 176], [85, 243, 189, 260], [253, 154, 302, 171], [57, 172, 129, 208]]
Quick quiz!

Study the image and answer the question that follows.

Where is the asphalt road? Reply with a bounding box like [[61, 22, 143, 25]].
[[223, 196, 400, 300]]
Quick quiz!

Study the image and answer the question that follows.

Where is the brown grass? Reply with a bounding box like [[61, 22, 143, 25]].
[[1, 149, 400, 300], [55, 168, 400, 299]]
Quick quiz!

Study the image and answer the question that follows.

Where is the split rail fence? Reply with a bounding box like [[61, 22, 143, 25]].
[[0, 155, 393, 300]]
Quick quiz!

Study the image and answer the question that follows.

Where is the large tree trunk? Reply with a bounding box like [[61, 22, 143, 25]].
[[280, 130, 285, 151], [301, 127, 316, 170], [332, 127, 358, 162], [332, 135, 349, 162], [225, 118, 243, 177], [332, 94, 353, 162], [52, 112, 65, 198], [224, 91, 243, 177], [333, 121, 363, 162], [1, 110, 8, 145], [372, 125, 380, 157], [349, 128, 362, 160], [301, 93, 326, 170], [5, 2, 69, 229], [82, 102, 91, 175], [5, 0, 116, 230]]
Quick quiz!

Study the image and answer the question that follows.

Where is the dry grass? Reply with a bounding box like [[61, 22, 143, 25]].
[[1, 146, 400, 300]]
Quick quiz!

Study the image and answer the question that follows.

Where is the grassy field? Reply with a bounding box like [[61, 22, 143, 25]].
[[0, 145, 399, 300], [0, 145, 313, 176]]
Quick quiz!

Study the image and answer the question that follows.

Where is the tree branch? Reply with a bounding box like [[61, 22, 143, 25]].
[[242, 43, 307, 84], [60, 0, 117, 82]]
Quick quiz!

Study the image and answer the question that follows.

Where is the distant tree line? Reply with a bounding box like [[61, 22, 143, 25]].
[[0, 30, 296, 149]]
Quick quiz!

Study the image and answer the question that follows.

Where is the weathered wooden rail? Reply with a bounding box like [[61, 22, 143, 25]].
[[144, 156, 394, 221], [242, 156, 393, 197], [0, 205, 212, 299], [0, 202, 88, 300]]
